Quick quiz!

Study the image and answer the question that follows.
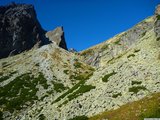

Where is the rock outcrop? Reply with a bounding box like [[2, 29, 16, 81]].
[[155, 4, 160, 15], [0, 3, 48, 59], [69, 48, 77, 53], [46, 27, 68, 50], [154, 4, 160, 40]]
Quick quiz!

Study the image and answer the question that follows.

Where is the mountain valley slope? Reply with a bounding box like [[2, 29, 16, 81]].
[[0, 3, 160, 120]]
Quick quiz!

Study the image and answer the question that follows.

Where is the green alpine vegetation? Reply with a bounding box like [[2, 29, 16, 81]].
[[0, 72, 49, 112], [131, 81, 142, 85], [67, 84, 95, 101], [51, 81, 68, 92], [102, 71, 117, 82], [53, 72, 95, 105], [129, 86, 147, 94], [112, 93, 122, 98], [101, 44, 109, 50], [69, 115, 88, 120], [127, 54, 135, 58]]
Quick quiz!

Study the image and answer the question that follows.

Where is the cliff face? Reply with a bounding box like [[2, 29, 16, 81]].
[[0, 3, 48, 59], [46, 27, 68, 50], [154, 5, 160, 40]]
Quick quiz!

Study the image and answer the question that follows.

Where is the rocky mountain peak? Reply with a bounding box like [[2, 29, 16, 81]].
[[155, 4, 160, 15], [45, 26, 68, 50], [0, 3, 49, 59], [0, 3, 69, 59]]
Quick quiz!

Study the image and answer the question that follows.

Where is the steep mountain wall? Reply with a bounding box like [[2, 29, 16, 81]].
[[0, 3, 49, 59], [0, 3, 68, 59]]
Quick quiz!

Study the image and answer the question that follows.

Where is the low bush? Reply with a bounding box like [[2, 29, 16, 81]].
[[112, 93, 122, 98], [0, 111, 3, 120], [102, 71, 117, 82], [39, 114, 46, 120], [127, 54, 135, 58], [51, 81, 67, 93], [134, 49, 140, 53], [131, 81, 142, 85], [157, 15, 160, 20], [68, 85, 95, 101], [74, 62, 83, 69], [101, 44, 109, 50], [63, 70, 69, 74], [129, 86, 147, 94], [53, 80, 85, 103], [69, 115, 88, 120], [114, 39, 121, 45], [157, 37, 160, 41]]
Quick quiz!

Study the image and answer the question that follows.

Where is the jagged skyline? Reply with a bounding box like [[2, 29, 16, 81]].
[[0, 0, 159, 51]]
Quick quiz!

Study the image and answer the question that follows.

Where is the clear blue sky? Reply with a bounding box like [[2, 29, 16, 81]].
[[0, 0, 159, 51]]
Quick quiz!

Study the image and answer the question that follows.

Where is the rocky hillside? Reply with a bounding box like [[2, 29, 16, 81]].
[[80, 16, 154, 67], [0, 3, 160, 120]]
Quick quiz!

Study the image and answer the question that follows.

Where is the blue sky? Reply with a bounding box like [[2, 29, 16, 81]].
[[0, 0, 159, 51]]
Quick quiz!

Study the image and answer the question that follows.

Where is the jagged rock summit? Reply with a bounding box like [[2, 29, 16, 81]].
[[46, 27, 68, 50], [0, 3, 68, 59], [0, 3, 48, 59]]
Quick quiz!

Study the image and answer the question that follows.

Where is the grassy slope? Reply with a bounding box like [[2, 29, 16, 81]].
[[89, 92, 160, 120]]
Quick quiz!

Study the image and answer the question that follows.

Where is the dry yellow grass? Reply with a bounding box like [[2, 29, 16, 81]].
[[50, 48, 62, 61], [89, 92, 160, 120]]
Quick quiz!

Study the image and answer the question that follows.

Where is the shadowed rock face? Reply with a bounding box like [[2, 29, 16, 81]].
[[46, 27, 68, 50], [0, 3, 48, 59]]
